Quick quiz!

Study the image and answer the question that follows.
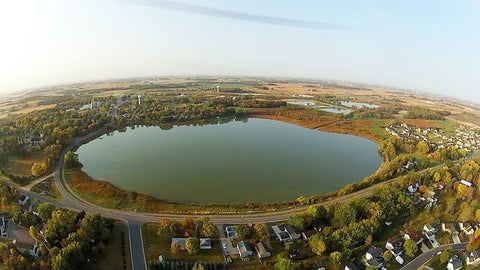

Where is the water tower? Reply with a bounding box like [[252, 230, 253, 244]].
[[216, 85, 220, 93], [137, 95, 141, 105]]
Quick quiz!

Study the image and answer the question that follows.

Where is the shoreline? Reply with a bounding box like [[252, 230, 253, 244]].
[[62, 113, 385, 213]]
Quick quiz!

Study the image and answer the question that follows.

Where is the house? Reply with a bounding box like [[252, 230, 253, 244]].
[[385, 238, 404, 257], [271, 225, 291, 242], [18, 196, 29, 206], [447, 255, 463, 270], [171, 238, 187, 249], [364, 246, 384, 269], [285, 225, 301, 240], [465, 250, 480, 266], [442, 223, 457, 234], [423, 223, 437, 235], [422, 224, 439, 248], [459, 179, 473, 187], [404, 230, 424, 246], [225, 226, 236, 239], [237, 241, 253, 259], [459, 222, 475, 237], [255, 242, 271, 258], [171, 238, 211, 250], [199, 238, 211, 250]]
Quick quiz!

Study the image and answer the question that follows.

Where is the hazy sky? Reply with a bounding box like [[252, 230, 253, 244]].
[[0, 1, 479, 102]]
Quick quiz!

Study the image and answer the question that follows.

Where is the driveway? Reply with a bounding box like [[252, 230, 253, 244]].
[[217, 225, 237, 256], [452, 232, 461, 244], [128, 222, 147, 270]]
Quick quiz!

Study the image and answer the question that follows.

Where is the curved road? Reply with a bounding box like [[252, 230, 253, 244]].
[[400, 243, 467, 270]]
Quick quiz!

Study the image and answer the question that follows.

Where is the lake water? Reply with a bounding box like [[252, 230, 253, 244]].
[[76, 118, 382, 203]]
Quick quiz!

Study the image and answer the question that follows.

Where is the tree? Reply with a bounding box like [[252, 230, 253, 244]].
[[331, 204, 357, 228], [170, 242, 181, 255], [253, 223, 267, 240], [309, 233, 326, 256], [199, 220, 218, 238], [306, 205, 326, 221], [52, 241, 85, 270], [29, 226, 38, 241], [417, 141, 430, 154], [37, 202, 56, 221], [180, 218, 195, 231], [31, 162, 47, 177], [403, 239, 418, 257], [330, 251, 342, 264], [289, 214, 308, 231], [192, 263, 205, 270], [379, 139, 396, 161], [81, 212, 105, 241], [45, 209, 77, 244], [185, 237, 200, 255], [274, 257, 294, 270], [236, 224, 251, 240], [64, 151, 82, 169], [440, 247, 452, 263], [169, 221, 180, 237], [383, 250, 392, 262]]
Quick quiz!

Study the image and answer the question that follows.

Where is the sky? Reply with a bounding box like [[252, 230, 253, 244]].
[[0, 0, 479, 103]]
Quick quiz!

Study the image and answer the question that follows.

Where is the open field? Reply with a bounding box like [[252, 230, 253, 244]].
[[320, 118, 387, 142], [4, 151, 47, 177]]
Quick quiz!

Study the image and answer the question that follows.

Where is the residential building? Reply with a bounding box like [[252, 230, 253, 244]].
[[255, 242, 271, 258], [447, 255, 463, 270], [237, 241, 253, 259]]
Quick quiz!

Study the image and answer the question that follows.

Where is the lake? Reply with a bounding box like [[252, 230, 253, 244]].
[[76, 118, 382, 203]]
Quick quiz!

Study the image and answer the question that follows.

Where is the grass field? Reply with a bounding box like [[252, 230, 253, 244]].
[[80, 221, 132, 270], [4, 151, 48, 177]]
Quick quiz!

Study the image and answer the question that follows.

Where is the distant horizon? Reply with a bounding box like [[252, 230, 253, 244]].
[[3, 74, 477, 107]]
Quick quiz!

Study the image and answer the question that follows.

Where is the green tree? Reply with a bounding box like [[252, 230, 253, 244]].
[[440, 247, 452, 263], [289, 214, 308, 231], [417, 140, 430, 154], [52, 241, 85, 270], [379, 139, 396, 161], [81, 212, 105, 241], [403, 239, 418, 257], [383, 250, 392, 262], [45, 209, 77, 244], [253, 223, 267, 240], [330, 251, 342, 264], [331, 204, 357, 228], [64, 151, 82, 169], [37, 202, 56, 221], [309, 233, 326, 256], [185, 237, 200, 255], [192, 263, 205, 270], [199, 219, 218, 238], [274, 257, 294, 270], [236, 224, 251, 240], [306, 205, 326, 221]]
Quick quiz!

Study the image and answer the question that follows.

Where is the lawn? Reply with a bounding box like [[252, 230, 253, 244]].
[[80, 221, 132, 270]]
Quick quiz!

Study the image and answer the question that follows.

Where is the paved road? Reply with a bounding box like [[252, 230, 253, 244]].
[[128, 222, 148, 270], [400, 243, 467, 270]]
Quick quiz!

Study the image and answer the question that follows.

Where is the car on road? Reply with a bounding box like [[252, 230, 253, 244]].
[[222, 243, 227, 249]]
